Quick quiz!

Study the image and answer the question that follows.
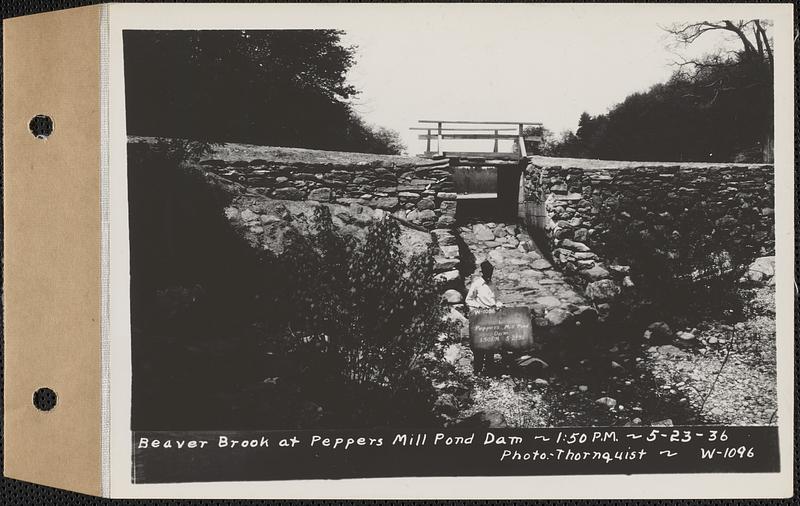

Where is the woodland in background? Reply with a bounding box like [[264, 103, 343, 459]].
[[537, 20, 774, 163], [123, 30, 405, 155]]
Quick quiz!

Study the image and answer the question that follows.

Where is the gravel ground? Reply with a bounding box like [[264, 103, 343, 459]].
[[431, 340, 550, 428], [643, 285, 777, 425]]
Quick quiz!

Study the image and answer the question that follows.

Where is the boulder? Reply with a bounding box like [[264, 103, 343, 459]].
[[442, 289, 464, 304], [742, 256, 775, 284], [273, 187, 305, 200], [260, 214, 281, 224], [434, 256, 460, 272], [439, 200, 457, 213], [595, 397, 617, 408], [579, 265, 610, 281], [651, 344, 688, 358], [431, 229, 457, 246], [240, 209, 258, 222], [643, 321, 673, 342], [488, 249, 504, 264], [545, 308, 572, 326], [374, 197, 399, 210], [416, 197, 436, 210], [436, 215, 457, 228], [561, 238, 591, 252], [440, 245, 460, 258], [434, 270, 461, 283], [307, 187, 332, 202], [493, 227, 508, 238], [417, 209, 437, 224], [585, 279, 621, 302], [224, 207, 240, 220], [473, 223, 495, 241], [535, 296, 561, 309], [531, 259, 552, 270]]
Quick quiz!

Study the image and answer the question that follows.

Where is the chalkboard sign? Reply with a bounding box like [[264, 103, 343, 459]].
[[469, 306, 534, 352]]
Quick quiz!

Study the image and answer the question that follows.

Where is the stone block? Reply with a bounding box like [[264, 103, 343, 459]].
[[307, 187, 332, 202], [373, 197, 399, 210], [417, 197, 436, 210], [273, 187, 305, 200]]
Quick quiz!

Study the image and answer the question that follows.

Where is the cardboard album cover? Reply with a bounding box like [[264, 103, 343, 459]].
[[3, 2, 795, 499]]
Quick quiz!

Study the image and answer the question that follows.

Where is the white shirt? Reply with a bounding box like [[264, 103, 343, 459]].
[[465, 276, 501, 309]]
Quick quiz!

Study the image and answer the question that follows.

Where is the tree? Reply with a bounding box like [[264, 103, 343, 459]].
[[123, 30, 404, 154], [665, 20, 774, 161], [541, 20, 773, 163]]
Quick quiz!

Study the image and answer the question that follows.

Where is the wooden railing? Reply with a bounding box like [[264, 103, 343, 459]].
[[412, 120, 543, 159]]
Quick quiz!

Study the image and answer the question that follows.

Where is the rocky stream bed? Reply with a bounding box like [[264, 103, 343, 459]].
[[429, 221, 778, 429]]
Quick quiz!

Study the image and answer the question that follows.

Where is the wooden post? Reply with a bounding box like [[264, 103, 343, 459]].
[[493, 129, 498, 153], [437, 122, 443, 156], [517, 123, 527, 158], [426, 129, 431, 154]]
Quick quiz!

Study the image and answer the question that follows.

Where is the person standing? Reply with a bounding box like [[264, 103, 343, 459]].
[[466, 260, 502, 374]]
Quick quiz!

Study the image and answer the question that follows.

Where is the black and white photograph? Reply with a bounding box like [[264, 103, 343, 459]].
[[121, 6, 785, 486]]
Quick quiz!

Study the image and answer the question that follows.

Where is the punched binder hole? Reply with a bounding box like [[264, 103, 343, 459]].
[[33, 387, 57, 411], [29, 115, 53, 139]]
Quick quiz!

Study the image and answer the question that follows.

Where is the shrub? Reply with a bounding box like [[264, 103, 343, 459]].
[[597, 190, 762, 324], [130, 143, 453, 429], [269, 206, 451, 427]]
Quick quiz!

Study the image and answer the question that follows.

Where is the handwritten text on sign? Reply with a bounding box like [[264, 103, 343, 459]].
[[469, 306, 533, 352]]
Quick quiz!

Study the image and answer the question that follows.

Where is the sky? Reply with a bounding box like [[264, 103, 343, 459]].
[[335, 6, 735, 155]]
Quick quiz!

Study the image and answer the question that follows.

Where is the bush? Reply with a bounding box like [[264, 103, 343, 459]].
[[268, 206, 451, 427], [129, 144, 451, 429], [597, 191, 762, 324]]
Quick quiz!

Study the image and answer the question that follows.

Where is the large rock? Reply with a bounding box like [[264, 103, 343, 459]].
[[416, 197, 436, 210], [473, 223, 495, 241], [440, 245, 460, 258], [535, 296, 561, 308], [307, 187, 332, 202], [417, 209, 437, 224], [434, 256, 460, 272], [442, 289, 464, 304], [561, 238, 591, 252], [741, 256, 775, 284], [579, 265, 610, 281], [434, 270, 461, 283], [585, 279, 621, 302], [436, 215, 457, 228], [545, 308, 572, 326], [273, 187, 305, 200], [439, 200, 457, 213], [432, 229, 457, 246], [224, 207, 240, 220], [531, 259, 552, 270], [595, 397, 617, 409], [240, 208, 258, 222], [644, 321, 673, 342], [374, 197, 399, 210]]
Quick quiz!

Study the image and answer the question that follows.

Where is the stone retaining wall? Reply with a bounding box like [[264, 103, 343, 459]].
[[522, 156, 775, 301], [197, 156, 459, 230]]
